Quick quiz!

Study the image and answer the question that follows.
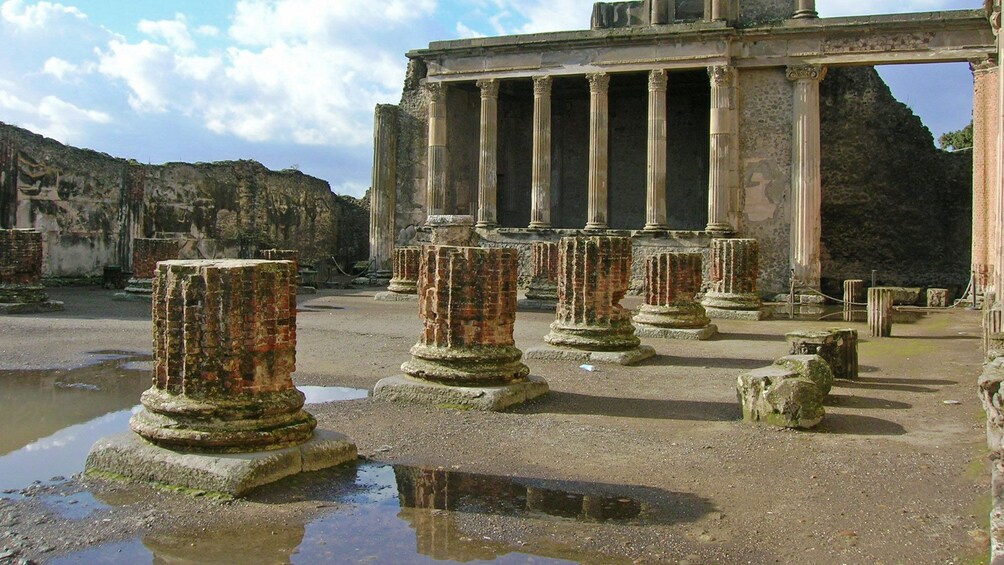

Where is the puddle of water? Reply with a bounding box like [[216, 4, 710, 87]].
[[40, 491, 109, 520], [300, 386, 368, 403], [55, 462, 709, 564]]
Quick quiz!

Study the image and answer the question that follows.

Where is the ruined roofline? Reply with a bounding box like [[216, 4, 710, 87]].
[[408, 9, 988, 60]]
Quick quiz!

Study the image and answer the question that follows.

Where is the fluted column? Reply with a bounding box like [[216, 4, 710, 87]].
[[706, 65, 735, 234], [996, 15, 1004, 299], [586, 73, 610, 230], [530, 76, 553, 228], [476, 79, 499, 228], [793, 0, 818, 19], [701, 238, 769, 320], [787, 64, 827, 290], [426, 83, 448, 219], [972, 59, 998, 295], [370, 104, 398, 273], [710, 0, 726, 21], [645, 69, 669, 231]]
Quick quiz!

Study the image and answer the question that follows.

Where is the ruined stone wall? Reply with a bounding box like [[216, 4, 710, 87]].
[[819, 66, 972, 295], [394, 79, 431, 238], [737, 67, 793, 294], [0, 122, 368, 279], [738, 0, 792, 26]]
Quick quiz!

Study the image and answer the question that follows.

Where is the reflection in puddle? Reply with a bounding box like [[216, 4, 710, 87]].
[[56, 462, 710, 564], [300, 386, 368, 403]]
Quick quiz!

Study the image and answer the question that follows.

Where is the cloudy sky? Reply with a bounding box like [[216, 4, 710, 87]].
[[0, 0, 984, 198]]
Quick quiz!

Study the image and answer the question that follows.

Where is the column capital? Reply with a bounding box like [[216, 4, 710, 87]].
[[587, 72, 610, 93], [786, 64, 827, 83], [971, 56, 998, 74], [648, 69, 668, 91], [425, 81, 447, 103], [533, 75, 552, 96], [707, 65, 735, 87], [476, 78, 500, 99]]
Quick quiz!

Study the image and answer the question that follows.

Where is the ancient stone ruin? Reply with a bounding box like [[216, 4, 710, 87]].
[[373, 243, 548, 411], [259, 248, 318, 294], [86, 259, 357, 495], [737, 354, 833, 429], [980, 355, 1004, 560], [519, 241, 559, 311], [786, 328, 859, 381], [0, 229, 63, 314], [114, 238, 179, 301], [701, 238, 770, 321], [375, 246, 421, 302], [868, 287, 894, 337], [526, 236, 655, 365], [633, 251, 717, 340]]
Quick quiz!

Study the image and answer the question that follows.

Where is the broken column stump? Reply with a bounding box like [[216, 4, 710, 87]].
[[633, 252, 717, 340], [0, 229, 63, 314], [785, 328, 857, 381], [828, 328, 859, 380], [376, 246, 421, 302], [115, 238, 179, 301], [979, 356, 1004, 560], [927, 288, 950, 308], [525, 236, 655, 365], [868, 287, 894, 337], [519, 241, 559, 311], [86, 259, 357, 496], [260, 248, 316, 295], [701, 238, 771, 321], [374, 245, 548, 411], [736, 355, 830, 429], [843, 279, 864, 322]]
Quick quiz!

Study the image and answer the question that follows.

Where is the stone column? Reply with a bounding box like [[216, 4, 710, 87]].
[[370, 104, 398, 274], [706, 66, 736, 234], [973, 59, 999, 299], [523, 241, 559, 306], [586, 73, 611, 230], [634, 252, 716, 340], [426, 82, 448, 219], [710, 0, 726, 21], [131, 260, 313, 451], [787, 64, 827, 290], [843, 279, 864, 322], [867, 287, 893, 338], [528, 236, 655, 364], [119, 238, 180, 300], [476, 79, 500, 228], [388, 247, 421, 295], [645, 69, 669, 231], [375, 245, 548, 410], [701, 238, 769, 320], [529, 76, 553, 229], [0, 229, 61, 313], [793, 0, 818, 19]]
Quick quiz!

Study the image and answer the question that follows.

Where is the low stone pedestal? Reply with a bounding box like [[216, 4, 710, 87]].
[[115, 238, 179, 302], [927, 288, 950, 308], [868, 287, 894, 337], [737, 365, 824, 429], [633, 252, 716, 340], [785, 329, 857, 381], [843, 279, 864, 322], [0, 229, 63, 314], [525, 236, 654, 365], [87, 259, 356, 495], [701, 239, 771, 321], [374, 245, 548, 411], [376, 246, 420, 302], [519, 242, 559, 312]]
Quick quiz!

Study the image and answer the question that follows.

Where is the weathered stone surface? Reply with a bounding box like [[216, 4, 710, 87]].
[[736, 365, 824, 429], [980, 357, 1004, 453], [85, 430, 357, 497], [525, 241, 559, 302], [702, 239, 770, 319], [829, 328, 859, 380], [868, 287, 894, 338], [524, 344, 656, 365], [134, 238, 181, 279], [773, 354, 833, 397], [927, 288, 950, 308], [0, 229, 62, 312], [373, 374, 548, 411], [543, 236, 641, 352], [843, 279, 864, 321], [634, 252, 713, 334], [129, 259, 316, 453], [387, 246, 421, 294], [428, 215, 477, 246]]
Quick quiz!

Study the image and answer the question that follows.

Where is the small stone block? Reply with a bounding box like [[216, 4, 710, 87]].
[[84, 429, 357, 497], [737, 365, 824, 429], [517, 298, 558, 312], [704, 307, 773, 321], [0, 300, 64, 314], [927, 288, 949, 308], [374, 291, 419, 302], [372, 374, 549, 411], [112, 292, 152, 302], [524, 344, 656, 365], [774, 354, 834, 397], [634, 324, 718, 340], [299, 286, 318, 295]]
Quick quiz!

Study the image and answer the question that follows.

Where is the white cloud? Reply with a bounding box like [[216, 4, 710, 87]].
[[0, 89, 35, 113], [41, 56, 76, 80], [195, 24, 219, 37], [818, 0, 981, 17], [97, 39, 175, 112], [5, 92, 109, 141], [455, 21, 486, 38], [0, 0, 84, 30], [138, 13, 196, 52]]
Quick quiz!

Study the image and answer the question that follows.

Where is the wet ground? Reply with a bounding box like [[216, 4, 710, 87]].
[[0, 286, 992, 564]]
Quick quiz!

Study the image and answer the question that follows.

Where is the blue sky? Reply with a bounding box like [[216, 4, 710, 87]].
[[0, 0, 984, 198]]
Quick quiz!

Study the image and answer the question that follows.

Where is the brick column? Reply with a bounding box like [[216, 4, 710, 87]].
[[260, 248, 302, 287], [129, 259, 315, 452], [426, 82, 448, 219], [0, 229, 50, 305], [401, 246, 528, 385], [476, 79, 500, 228], [701, 238, 768, 320], [526, 241, 559, 302], [645, 69, 669, 231], [388, 246, 421, 295], [529, 76, 553, 229], [544, 236, 640, 351], [634, 252, 715, 339], [787, 64, 827, 290], [586, 73, 610, 230]]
